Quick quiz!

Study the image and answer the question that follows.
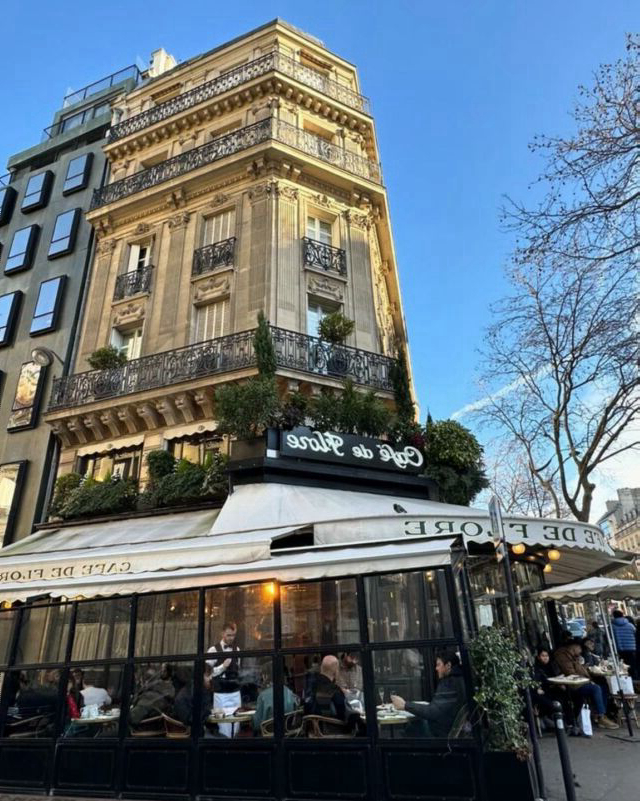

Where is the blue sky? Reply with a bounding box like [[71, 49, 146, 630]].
[[2, 0, 637, 424]]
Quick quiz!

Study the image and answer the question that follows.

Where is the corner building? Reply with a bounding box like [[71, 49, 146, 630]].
[[45, 19, 406, 480]]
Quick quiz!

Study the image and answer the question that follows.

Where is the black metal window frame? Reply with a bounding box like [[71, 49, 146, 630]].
[[4, 224, 39, 274], [113, 265, 153, 301], [63, 153, 93, 195], [0, 565, 470, 749], [0, 291, 23, 347], [30, 276, 66, 337], [21, 171, 54, 213], [0, 185, 17, 227], [47, 208, 81, 260]]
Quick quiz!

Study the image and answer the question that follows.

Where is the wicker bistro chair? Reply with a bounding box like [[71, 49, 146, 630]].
[[260, 710, 305, 738], [303, 715, 356, 738], [130, 715, 165, 737], [5, 714, 52, 738], [162, 713, 190, 739], [448, 705, 471, 739], [612, 694, 639, 728]]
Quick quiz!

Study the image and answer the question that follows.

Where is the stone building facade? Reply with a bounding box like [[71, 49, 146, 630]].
[[43, 20, 409, 489]]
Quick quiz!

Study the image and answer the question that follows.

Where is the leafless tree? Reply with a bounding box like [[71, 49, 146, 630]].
[[475, 37, 640, 523]]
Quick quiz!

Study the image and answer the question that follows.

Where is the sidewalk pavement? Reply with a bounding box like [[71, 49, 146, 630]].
[[539, 726, 639, 801]]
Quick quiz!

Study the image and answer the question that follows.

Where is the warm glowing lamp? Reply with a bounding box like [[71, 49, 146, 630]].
[[512, 543, 526, 555], [543, 564, 553, 573], [264, 582, 277, 598], [548, 549, 561, 561]]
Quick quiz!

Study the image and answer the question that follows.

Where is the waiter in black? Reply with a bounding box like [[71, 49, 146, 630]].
[[206, 621, 241, 737]]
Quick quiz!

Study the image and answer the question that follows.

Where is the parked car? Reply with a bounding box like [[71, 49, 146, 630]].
[[565, 619, 586, 638]]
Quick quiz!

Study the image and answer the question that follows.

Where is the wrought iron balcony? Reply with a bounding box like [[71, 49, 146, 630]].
[[108, 52, 370, 143], [48, 326, 395, 411], [302, 237, 347, 276], [113, 266, 153, 300], [193, 237, 236, 276], [92, 119, 381, 209]]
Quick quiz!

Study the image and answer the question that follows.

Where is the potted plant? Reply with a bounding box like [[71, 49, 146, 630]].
[[87, 346, 128, 370], [87, 346, 128, 399], [469, 627, 538, 801], [317, 311, 355, 376]]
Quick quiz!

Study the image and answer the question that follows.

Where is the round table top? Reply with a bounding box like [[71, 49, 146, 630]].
[[547, 676, 590, 686], [208, 710, 255, 724], [71, 712, 120, 724]]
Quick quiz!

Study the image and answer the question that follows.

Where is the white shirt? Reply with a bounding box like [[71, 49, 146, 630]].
[[206, 639, 239, 677], [81, 686, 111, 707]]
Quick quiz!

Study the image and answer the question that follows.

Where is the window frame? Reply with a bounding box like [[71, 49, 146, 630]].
[[48, 208, 81, 259], [0, 185, 17, 227], [30, 276, 66, 336], [0, 290, 23, 347], [110, 326, 143, 361], [63, 153, 93, 195], [5, 224, 39, 274], [21, 171, 53, 213], [0, 460, 28, 545], [6, 361, 47, 432]]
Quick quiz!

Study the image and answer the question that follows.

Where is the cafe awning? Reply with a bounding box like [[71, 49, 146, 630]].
[[533, 576, 640, 602]]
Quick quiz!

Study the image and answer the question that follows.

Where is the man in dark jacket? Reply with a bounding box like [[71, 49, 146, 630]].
[[611, 610, 637, 679], [305, 655, 363, 733], [391, 650, 466, 738]]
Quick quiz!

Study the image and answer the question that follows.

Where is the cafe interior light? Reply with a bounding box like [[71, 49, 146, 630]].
[[512, 543, 526, 555], [543, 564, 553, 573], [548, 549, 561, 561], [264, 582, 277, 598]]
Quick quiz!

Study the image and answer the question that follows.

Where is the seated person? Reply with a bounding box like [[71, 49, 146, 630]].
[[532, 647, 575, 730], [253, 671, 298, 734], [16, 670, 58, 718], [391, 650, 465, 738], [336, 652, 363, 704], [581, 637, 601, 668], [129, 664, 176, 727], [172, 665, 196, 727], [305, 655, 362, 731], [80, 671, 111, 709], [553, 640, 617, 730]]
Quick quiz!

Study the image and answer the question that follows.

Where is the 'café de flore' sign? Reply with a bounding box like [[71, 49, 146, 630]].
[[280, 428, 424, 474]]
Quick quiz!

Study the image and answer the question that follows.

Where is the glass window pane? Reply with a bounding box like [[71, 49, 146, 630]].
[[204, 583, 274, 652], [63, 665, 124, 738], [21, 172, 51, 211], [61, 112, 83, 132], [283, 651, 364, 737], [31, 277, 63, 334], [64, 154, 91, 193], [72, 598, 131, 661], [0, 609, 16, 665], [135, 590, 198, 656], [48, 209, 78, 257], [3, 669, 60, 737], [0, 292, 20, 344], [280, 578, 359, 647], [364, 570, 453, 642], [372, 647, 469, 739], [0, 186, 17, 226], [6, 225, 37, 271], [207, 657, 272, 738], [129, 661, 193, 736], [15, 604, 72, 664]]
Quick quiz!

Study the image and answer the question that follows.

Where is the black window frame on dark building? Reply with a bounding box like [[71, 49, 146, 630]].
[[47, 208, 80, 259], [30, 276, 66, 336], [0, 460, 27, 545], [0, 186, 17, 227], [0, 291, 22, 346], [63, 153, 93, 195], [4, 224, 39, 274], [21, 170, 54, 213]]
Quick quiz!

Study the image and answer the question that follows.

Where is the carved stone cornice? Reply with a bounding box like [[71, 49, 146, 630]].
[[167, 211, 191, 230], [344, 209, 371, 229], [193, 274, 231, 303], [83, 413, 107, 441], [136, 402, 160, 430], [155, 397, 179, 426], [51, 420, 73, 448], [117, 406, 139, 434], [96, 237, 117, 255], [112, 300, 145, 327], [193, 388, 215, 418]]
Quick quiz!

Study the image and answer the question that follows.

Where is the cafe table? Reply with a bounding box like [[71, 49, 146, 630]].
[[207, 710, 255, 737], [547, 676, 590, 688]]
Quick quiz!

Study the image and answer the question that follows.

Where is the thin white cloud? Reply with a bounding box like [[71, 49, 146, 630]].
[[450, 374, 530, 420]]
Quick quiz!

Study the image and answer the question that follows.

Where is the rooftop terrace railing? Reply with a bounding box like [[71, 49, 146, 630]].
[[63, 65, 142, 108]]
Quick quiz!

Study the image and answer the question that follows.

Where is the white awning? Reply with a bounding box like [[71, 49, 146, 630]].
[[533, 577, 640, 602]]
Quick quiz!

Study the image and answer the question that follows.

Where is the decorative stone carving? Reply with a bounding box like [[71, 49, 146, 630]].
[[67, 417, 89, 445], [174, 392, 196, 423], [136, 402, 160, 430], [100, 410, 122, 438], [165, 187, 187, 209], [117, 406, 139, 435], [193, 388, 215, 418], [193, 274, 231, 303], [167, 211, 191, 230], [50, 420, 73, 448], [308, 274, 344, 302], [155, 397, 179, 426], [112, 301, 145, 326], [83, 413, 107, 441], [344, 209, 370, 229], [210, 193, 229, 207], [96, 237, 117, 255], [134, 222, 150, 236]]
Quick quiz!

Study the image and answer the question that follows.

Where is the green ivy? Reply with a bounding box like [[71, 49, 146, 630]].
[[469, 627, 534, 756]]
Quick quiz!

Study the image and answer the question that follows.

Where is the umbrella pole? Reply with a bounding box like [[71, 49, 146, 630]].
[[599, 599, 634, 739]]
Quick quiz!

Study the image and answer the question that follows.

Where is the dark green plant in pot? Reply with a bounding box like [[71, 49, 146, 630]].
[[422, 418, 489, 505], [87, 346, 127, 370], [49, 472, 82, 517], [254, 310, 276, 377], [469, 627, 534, 758], [215, 376, 281, 439], [308, 389, 340, 431], [60, 475, 139, 520], [280, 391, 309, 429], [146, 449, 176, 483], [318, 311, 355, 344]]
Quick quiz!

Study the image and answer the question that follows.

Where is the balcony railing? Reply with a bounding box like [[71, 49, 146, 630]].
[[48, 326, 395, 411], [92, 118, 381, 209], [108, 52, 370, 143], [113, 266, 153, 300], [302, 237, 347, 276], [193, 237, 236, 276], [63, 65, 142, 108]]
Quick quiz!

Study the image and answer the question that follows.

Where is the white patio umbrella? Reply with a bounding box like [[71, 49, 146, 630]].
[[534, 576, 640, 738]]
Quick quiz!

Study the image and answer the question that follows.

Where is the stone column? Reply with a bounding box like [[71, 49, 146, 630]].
[[77, 238, 119, 367], [155, 212, 191, 350]]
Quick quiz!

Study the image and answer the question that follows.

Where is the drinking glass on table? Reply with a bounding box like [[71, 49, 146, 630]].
[[378, 688, 385, 705]]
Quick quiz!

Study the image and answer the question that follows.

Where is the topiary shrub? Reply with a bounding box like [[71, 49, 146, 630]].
[[422, 418, 489, 505], [469, 627, 534, 757], [202, 451, 228, 497], [308, 389, 340, 431], [254, 311, 277, 377], [318, 311, 355, 344], [49, 472, 83, 518], [279, 391, 309, 430], [87, 346, 127, 370], [59, 475, 139, 520], [146, 449, 176, 483], [356, 390, 392, 438], [215, 376, 281, 439]]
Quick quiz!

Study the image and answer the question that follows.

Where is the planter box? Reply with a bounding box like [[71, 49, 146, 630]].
[[481, 751, 536, 801]]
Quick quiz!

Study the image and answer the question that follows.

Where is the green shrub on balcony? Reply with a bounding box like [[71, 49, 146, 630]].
[[318, 312, 355, 344], [215, 376, 281, 439], [58, 475, 139, 520], [139, 450, 228, 510], [49, 472, 83, 518], [87, 346, 128, 370]]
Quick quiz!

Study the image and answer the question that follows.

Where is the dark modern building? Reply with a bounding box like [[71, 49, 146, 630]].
[[0, 65, 141, 546]]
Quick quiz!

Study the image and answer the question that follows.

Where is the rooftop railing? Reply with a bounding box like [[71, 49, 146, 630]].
[[108, 51, 370, 143], [63, 65, 142, 108], [92, 118, 381, 209], [48, 326, 395, 410]]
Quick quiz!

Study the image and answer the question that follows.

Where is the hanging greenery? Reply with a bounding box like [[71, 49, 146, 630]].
[[469, 627, 534, 757], [389, 345, 415, 427]]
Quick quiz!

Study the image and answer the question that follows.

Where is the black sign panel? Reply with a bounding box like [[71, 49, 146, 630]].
[[279, 428, 424, 474]]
